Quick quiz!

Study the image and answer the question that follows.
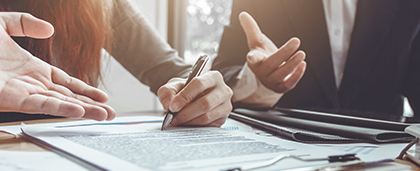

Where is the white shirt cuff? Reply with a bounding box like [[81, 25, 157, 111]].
[[231, 63, 282, 107]]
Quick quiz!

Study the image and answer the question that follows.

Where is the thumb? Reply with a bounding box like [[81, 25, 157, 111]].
[[246, 50, 265, 68], [239, 11, 263, 49], [1, 12, 54, 39]]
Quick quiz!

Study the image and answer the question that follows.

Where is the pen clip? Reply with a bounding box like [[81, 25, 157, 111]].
[[185, 55, 209, 85]]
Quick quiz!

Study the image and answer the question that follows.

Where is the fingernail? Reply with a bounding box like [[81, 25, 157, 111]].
[[290, 38, 300, 47], [170, 102, 181, 112]]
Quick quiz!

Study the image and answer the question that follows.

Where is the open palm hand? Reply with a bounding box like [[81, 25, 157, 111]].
[[0, 12, 115, 121]]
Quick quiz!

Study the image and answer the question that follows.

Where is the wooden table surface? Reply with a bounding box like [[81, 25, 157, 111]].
[[0, 112, 419, 170]]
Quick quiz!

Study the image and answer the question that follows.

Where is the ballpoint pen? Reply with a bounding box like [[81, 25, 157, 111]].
[[161, 55, 210, 130]]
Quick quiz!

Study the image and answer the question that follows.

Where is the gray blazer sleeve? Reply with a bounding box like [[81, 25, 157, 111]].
[[108, 0, 191, 94]]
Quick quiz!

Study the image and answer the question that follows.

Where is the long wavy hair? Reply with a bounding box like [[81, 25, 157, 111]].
[[0, 0, 113, 86]]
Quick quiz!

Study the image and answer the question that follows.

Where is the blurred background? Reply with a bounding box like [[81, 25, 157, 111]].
[[99, 0, 233, 114], [178, 0, 232, 64]]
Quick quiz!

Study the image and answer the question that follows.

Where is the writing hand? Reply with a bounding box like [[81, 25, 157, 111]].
[[157, 71, 233, 127], [0, 12, 115, 121], [239, 12, 306, 93]]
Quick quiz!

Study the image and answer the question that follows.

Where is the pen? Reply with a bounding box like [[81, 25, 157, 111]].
[[161, 55, 210, 130]]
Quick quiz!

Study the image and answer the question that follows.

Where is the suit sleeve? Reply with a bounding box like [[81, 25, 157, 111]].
[[212, 0, 256, 87], [403, 27, 420, 123], [107, 0, 191, 94]]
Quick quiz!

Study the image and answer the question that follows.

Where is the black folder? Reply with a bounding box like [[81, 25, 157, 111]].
[[230, 108, 414, 143]]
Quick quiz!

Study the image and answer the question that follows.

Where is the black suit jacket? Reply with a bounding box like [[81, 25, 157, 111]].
[[213, 0, 420, 122]]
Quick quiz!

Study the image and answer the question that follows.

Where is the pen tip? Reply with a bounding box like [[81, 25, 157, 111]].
[[161, 113, 173, 131]]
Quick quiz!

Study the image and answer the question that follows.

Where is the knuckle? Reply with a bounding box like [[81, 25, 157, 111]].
[[157, 87, 165, 97], [251, 34, 266, 47], [157, 86, 168, 97], [199, 113, 212, 124], [213, 71, 226, 83], [178, 91, 194, 104], [199, 97, 213, 112], [193, 77, 207, 90], [256, 35, 265, 45], [158, 84, 176, 97], [220, 85, 233, 100], [209, 70, 221, 78], [226, 86, 233, 97], [64, 77, 72, 86]]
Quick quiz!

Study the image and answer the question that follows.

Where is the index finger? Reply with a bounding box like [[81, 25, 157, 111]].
[[169, 75, 215, 113], [157, 78, 186, 111], [51, 66, 108, 103], [239, 12, 264, 49]]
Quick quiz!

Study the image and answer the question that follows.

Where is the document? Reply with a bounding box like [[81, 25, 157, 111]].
[[0, 150, 88, 171], [20, 116, 345, 171]]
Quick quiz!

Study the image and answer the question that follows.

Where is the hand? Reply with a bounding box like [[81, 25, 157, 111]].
[[0, 12, 115, 121], [239, 12, 306, 93], [157, 71, 233, 127]]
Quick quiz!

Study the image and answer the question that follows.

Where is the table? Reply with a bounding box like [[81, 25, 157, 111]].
[[0, 112, 419, 170]]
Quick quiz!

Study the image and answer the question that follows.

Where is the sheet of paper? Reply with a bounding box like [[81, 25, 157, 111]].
[[0, 150, 88, 171], [0, 116, 165, 135], [0, 116, 255, 171], [21, 116, 346, 171], [0, 116, 165, 171], [315, 143, 408, 162]]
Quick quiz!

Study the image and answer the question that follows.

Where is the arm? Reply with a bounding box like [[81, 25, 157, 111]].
[[213, 0, 306, 108], [109, 0, 191, 94], [109, 0, 233, 127], [0, 12, 115, 121], [403, 28, 420, 123]]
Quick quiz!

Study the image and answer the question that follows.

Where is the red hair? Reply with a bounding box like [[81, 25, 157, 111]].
[[1, 0, 113, 86]]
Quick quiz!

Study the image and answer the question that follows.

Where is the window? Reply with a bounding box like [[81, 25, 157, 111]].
[[169, 0, 233, 64]]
